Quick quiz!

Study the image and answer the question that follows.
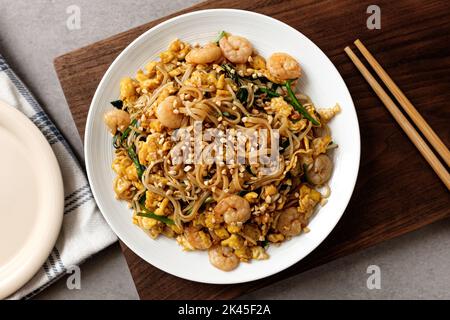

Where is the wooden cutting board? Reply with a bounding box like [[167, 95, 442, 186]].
[[54, 0, 450, 299]]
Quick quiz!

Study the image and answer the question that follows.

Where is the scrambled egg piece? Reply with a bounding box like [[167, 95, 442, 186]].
[[214, 227, 230, 240], [186, 70, 218, 88], [250, 55, 266, 70], [266, 97, 292, 117], [235, 247, 252, 261], [145, 191, 164, 211], [226, 225, 241, 234], [138, 134, 160, 165], [268, 233, 285, 243], [221, 234, 244, 250], [177, 235, 195, 251], [312, 135, 332, 156], [251, 246, 269, 260], [216, 74, 226, 89], [243, 192, 258, 203], [120, 77, 137, 100], [318, 103, 341, 123], [288, 119, 307, 132], [263, 184, 277, 197], [298, 185, 321, 218]]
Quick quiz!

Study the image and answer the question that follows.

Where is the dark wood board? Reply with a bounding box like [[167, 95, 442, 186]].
[[54, 0, 450, 299]]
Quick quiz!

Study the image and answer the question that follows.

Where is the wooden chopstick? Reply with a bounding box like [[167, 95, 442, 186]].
[[344, 46, 450, 190], [354, 39, 450, 167]]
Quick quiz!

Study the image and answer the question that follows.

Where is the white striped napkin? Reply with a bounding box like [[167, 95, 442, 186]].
[[0, 55, 117, 299]]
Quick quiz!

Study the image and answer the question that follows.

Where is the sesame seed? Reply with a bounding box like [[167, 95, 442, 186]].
[[184, 165, 192, 172]]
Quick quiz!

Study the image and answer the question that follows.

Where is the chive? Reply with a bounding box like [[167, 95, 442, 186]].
[[113, 119, 137, 148], [236, 87, 248, 103], [122, 119, 138, 141], [258, 87, 280, 98], [139, 193, 146, 206], [215, 30, 226, 44], [222, 112, 231, 117], [127, 145, 145, 179], [110, 100, 123, 108], [112, 134, 121, 149], [284, 80, 320, 125], [261, 239, 269, 248], [137, 209, 174, 225]]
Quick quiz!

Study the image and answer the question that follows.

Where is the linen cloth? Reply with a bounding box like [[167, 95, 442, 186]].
[[0, 55, 117, 299]]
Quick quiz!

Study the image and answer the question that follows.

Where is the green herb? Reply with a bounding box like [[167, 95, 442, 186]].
[[236, 87, 248, 103], [128, 145, 145, 179], [245, 165, 255, 176], [284, 80, 320, 126], [222, 63, 241, 85], [238, 190, 250, 196], [221, 111, 237, 120], [280, 139, 290, 150], [258, 87, 280, 98], [110, 100, 123, 108], [137, 209, 174, 225], [215, 30, 226, 44], [204, 197, 214, 205], [261, 239, 269, 248]]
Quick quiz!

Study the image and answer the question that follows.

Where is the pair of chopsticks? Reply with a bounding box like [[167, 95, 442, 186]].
[[345, 40, 450, 190]]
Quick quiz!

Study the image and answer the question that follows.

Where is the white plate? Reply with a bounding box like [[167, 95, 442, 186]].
[[85, 9, 360, 284], [0, 101, 64, 299]]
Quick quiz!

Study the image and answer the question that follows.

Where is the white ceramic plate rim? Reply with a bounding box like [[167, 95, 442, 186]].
[[0, 101, 64, 299], [85, 9, 360, 284]]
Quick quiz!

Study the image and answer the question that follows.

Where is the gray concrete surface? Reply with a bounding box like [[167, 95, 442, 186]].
[[0, 0, 449, 300]]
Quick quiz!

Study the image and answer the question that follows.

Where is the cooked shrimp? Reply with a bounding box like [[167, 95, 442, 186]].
[[185, 43, 222, 64], [156, 95, 184, 129], [103, 109, 131, 135], [276, 207, 302, 236], [219, 35, 253, 64], [214, 195, 251, 225], [306, 154, 333, 185], [184, 225, 212, 250], [267, 52, 301, 81], [208, 245, 239, 271]]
